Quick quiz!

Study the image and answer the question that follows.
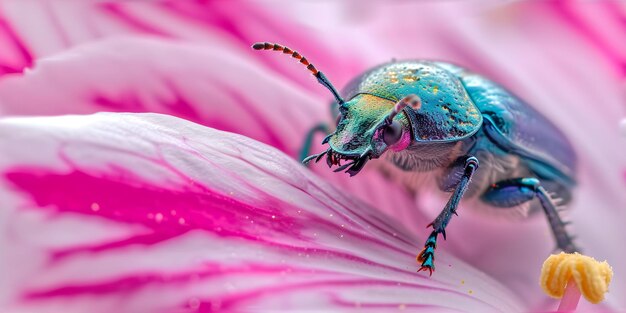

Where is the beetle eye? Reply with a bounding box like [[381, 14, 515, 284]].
[[382, 120, 402, 146]]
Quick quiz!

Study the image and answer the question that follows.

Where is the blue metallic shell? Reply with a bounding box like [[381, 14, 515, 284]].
[[435, 62, 577, 186], [342, 61, 483, 143], [341, 60, 576, 187]]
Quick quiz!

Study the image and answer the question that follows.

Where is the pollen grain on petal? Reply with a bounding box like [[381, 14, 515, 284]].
[[540, 252, 613, 304]]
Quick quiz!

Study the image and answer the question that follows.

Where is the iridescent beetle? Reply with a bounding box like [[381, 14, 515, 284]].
[[253, 42, 578, 275]]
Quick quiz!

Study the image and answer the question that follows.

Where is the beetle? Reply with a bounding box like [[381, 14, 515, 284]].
[[252, 42, 578, 275]]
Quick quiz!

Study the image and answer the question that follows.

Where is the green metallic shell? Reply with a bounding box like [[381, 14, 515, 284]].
[[342, 61, 483, 142], [328, 94, 395, 156]]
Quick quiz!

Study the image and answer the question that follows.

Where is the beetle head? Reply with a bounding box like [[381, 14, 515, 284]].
[[251, 42, 416, 176], [305, 94, 416, 176]]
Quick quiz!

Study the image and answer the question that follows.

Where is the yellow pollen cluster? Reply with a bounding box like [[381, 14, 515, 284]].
[[540, 252, 613, 304]]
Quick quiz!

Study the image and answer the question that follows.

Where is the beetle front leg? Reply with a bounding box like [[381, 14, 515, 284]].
[[417, 156, 479, 275]]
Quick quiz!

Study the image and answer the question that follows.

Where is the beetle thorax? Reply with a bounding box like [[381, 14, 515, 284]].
[[385, 141, 465, 172]]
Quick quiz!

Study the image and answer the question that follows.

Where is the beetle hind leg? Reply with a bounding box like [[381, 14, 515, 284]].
[[481, 178, 578, 253]]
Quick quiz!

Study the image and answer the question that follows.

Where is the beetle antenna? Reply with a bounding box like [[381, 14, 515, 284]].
[[252, 42, 345, 104]]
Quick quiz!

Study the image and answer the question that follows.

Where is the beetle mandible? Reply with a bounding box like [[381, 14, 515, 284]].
[[252, 42, 578, 275]]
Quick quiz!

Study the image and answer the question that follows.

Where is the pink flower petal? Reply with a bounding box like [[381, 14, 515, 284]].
[[0, 113, 523, 312], [0, 37, 424, 243]]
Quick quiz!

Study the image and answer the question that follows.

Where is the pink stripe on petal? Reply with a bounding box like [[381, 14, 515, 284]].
[[549, 1, 626, 76], [25, 264, 327, 298], [99, 3, 170, 37], [8, 167, 411, 265], [0, 14, 33, 75]]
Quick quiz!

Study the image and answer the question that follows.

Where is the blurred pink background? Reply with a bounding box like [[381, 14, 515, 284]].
[[1, 1, 625, 312]]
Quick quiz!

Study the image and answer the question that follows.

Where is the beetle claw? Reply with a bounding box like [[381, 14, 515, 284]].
[[315, 150, 328, 163], [333, 160, 356, 172], [322, 133, 332, 145], [417, 248, 435, 277], [326, 151, 333, 168], [302, 148, 330, 165], [417, 265, 434, 277], [302, 155, 316, 165], [417, 230, 439, 275]]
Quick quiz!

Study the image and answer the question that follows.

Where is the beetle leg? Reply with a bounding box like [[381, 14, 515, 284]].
[[299, 123, 329, 164], [481, 178, 578, 253], [417, 156, 479, 275]]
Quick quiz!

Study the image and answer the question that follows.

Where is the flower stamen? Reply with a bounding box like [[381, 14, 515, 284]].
[[540, 252, 613, 311]]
